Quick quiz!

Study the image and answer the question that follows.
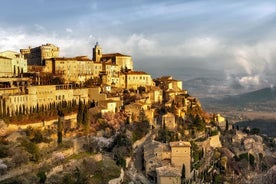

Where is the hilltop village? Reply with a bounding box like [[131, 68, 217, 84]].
[[0, 43, 275, 184]]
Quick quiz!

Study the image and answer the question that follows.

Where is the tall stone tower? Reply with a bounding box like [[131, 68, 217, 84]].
[[92, 42, 102, 62], [170, 141, 191, 179]]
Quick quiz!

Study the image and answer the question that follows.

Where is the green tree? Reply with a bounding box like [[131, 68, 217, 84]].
[[32, 129, 44, 143], [82, 106, 90, 135], [226, 119, 229, 131], [77, 100, 84, 128], [114, 152, 126, 168], [251, 128, 260, 135], [57, 110, 64, 145], [37, 171, 47, 183], [181, 164, 186, 183], [20, 138, 40, 162], [62, 173, 75, 184]]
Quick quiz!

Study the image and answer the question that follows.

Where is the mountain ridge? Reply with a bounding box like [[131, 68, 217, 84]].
[[200, 87, 276, 114]]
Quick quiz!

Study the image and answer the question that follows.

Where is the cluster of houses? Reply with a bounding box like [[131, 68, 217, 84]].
[[0, 43, 228, 184]]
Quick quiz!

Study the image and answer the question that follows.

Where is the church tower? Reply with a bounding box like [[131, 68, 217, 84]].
[[92, 42, 102, 62]]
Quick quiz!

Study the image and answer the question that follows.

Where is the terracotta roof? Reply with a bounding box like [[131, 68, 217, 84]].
[[127, 71, 149, 75], [104, 60, 118, 65], [54, 57, 92, 61], [102, 53, 130, 57], [0, 56, 11, 60]]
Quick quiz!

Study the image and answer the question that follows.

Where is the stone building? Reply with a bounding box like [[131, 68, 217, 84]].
[[147, 86, 163, 104], [214, 113, 226, 130], [143, 141, 163, 176], [20, 43, 154, 89], [20, 43, 59, 65], [143, 140, 191, 181], [170, 141, 191, 179], [124, 102, 148, 122], [0, 84, 89, 116], [156, 165, 181, 184], [0, 51, 27, 77], [155, 76, 182, 91], [92, 42, 133, 71], [124, 71, 154, 89], [155, 76, 188, 102], [162, 113, 176, 130], [102, 61, 120, 86], [43, 56, 94, 84]]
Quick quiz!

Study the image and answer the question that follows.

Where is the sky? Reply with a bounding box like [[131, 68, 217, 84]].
[[1, 0, 276, 96]]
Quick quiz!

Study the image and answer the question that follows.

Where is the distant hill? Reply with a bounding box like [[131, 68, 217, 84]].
[[201, 87, 276, 112], [184, 77, 225, 98], [219, 87, 276, 105]]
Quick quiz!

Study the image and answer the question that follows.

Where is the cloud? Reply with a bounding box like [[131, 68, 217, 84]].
[[65, 28, 73, 33], [238, 75, 261, 88], [0, 19, 276, 95], [0, 26, 91, 57], [34, 24, 45, 32]]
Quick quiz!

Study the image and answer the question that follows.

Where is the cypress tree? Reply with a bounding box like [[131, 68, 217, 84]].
[[3, 99, 6, 117], [22, 105, 26, 115], [82, 106, 89, 135], [181, 164, 186, 183], [77, 100, 83, 128], [0, 100, 2, 117], [7, 107, 10, 117], [226, 119, 229, 131], [57, 110, 64, 145]]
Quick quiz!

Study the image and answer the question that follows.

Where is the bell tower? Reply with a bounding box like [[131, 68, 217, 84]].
[[92, 42, 102, 62]]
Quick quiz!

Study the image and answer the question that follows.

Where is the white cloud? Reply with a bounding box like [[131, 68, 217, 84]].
[[238, 75, 261, 88], [178, 37, 222, 58], [0, 23, 276, 94], [0, 27, 91, 57], [34, 24, 45, 32], [65, 28, 73, 33]]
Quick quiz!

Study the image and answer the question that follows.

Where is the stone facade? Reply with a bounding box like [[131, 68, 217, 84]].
[[0, 51, 27, 77], [124, 71, 154, 89], [156, 165, 181, 184], [0, 42, 157, 119], [43, 56, 94, 84], [0, 84, 89, 116], [170, 141, 191, 179], [215, 114, 226, 130], [23, 43, 154, 89], [20, 43, 59, 65], [125, 102, 148, 122], [162, 113, 176, 130], [144, 140, 191, 180], [147, 86, 163, 104]]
